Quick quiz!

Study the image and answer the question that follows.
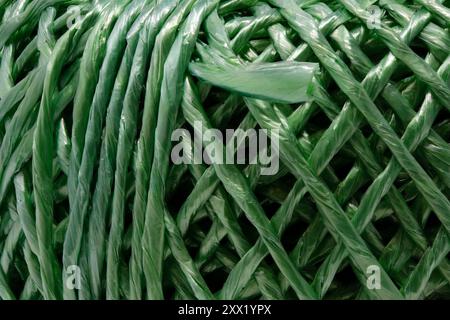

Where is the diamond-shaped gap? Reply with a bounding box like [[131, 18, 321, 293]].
[[199, 83, 241, 119], [257, 172, 294, 205], [166, 165, 196, 215], [256, 171, 318, 226], [234, 203, 262, 246], [257, 253, 313, 300], [292, 222, 355, 299], [357, 23, 391, 68], [340, 178, 397, 243], [11, 33, 38, 83], [422, 211, 444, 241], [322, 138, 360, 193], [181, 84, 254, 166], [328, 27, 371, 82], [434, 107, 450, 134], [282, 199, 339, 285], [164, 255, 198, 299], [392, 210, 448, 294], [261, 175, 359, 280], [421, 268, 450, 299], [322, 262, 363, 300], [304, 230, 338, 270], [303, 105, 334, 137], [3, 254, 25, 298], [360, 214, 389, 258], [397, 77, 428, 113], [200, 237, 241, 295], [371, 212, 399, 247], [189, 76, 249, 130], [357, 115, 395, 169], [283, 21, 301, 46], [433, 117, 450, 141], [279, 206, 310, 253], [319, 74, 349, 110], [397, 173, 423, 205], [424, 108, 450, 174]]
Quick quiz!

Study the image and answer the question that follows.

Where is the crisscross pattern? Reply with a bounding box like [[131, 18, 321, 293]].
[[0, 0, 448, 300]]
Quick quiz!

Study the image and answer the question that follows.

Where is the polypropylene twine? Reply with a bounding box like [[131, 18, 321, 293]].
[[0, 0, 449, 300]]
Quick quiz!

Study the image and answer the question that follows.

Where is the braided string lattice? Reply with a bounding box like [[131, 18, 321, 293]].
[[0, 0, 448, 300]]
